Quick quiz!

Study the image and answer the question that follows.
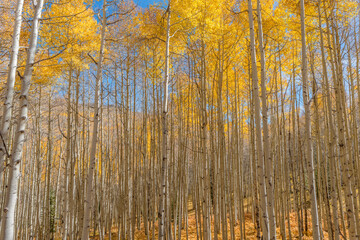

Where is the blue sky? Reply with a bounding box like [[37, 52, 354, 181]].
[[134, 0, 159, 8], [92, 0, 160, 12]]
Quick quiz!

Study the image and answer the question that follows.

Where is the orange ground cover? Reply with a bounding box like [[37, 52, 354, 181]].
[[90, 211, 329, 239]]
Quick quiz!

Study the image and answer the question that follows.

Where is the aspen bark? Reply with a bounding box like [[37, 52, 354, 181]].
[[81, 0, 106, 238], [299, 0, 321, 238], [158, 3, 171, 239], [256, 1, 276, 238], [0, 0, 24, 177], [317, 2, 340, 239], [0, 0, 44, 238], [247, 0, 270, 238]]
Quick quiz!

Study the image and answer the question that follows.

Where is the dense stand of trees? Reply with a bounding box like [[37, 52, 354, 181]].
[[0, 0, 360, 239]]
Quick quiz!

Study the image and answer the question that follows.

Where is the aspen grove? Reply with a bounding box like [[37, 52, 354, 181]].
[[1, 0, 360, 239]]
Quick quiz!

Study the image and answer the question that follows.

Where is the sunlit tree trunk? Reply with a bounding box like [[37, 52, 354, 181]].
[[158, 3, 171, 239], [247, 0, 270, 238], [256, 1, 276, 238], [81, 0, 106, 238], [0, 0, 24, 178], [317, 2, 340, 239], [299, 0, 321, 238], [324, 7, 358, 239], [0, 0, 44, 238]]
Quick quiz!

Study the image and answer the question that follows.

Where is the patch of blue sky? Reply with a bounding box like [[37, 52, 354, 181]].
[[92, 0, 161, 10], [134, 0, 159, 8]]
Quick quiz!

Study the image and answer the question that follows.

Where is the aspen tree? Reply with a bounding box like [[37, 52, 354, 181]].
[[63, 66, 73, 240], [299, 0, 321, 238], [309, 47, 327, 240], [317, 2, 340, 239], [0, 0, 44, 238], [247, 0, 270, 238], [324, 6, 358, 239], [290, 42, 303, 240], [200, 37, 211, 240], [256, 1, 276, 238], [346, 36, 360, 237], [81, 0, 107, 238], [45, 88, 53, 238], [5, 0, 360, 239], [249, 68, 262, 240], [158, 2, 171, 239], [0, 0, 24, 177]]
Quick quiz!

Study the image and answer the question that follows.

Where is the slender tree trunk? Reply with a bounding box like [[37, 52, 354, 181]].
[[158, 3, 171, 239], [299, 0, 321, 238], [256, 1, 276, 238], [81, 1, 106, 238], [317, 2, 340, 239], [0, 0, 44, 238], [0, 0, 24, 177], [247, 0, 270, 238]]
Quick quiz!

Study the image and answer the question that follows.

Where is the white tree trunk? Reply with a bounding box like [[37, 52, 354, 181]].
[[247, 0, 270, 238], [317, 2, 340, 239], [256, 1, 276, 238], [81, 1, 106, 238], [0, 0, 25, 177], [0, 0, 44, 238], [299, 0, 321, 239], [158, 3, 171, 240]]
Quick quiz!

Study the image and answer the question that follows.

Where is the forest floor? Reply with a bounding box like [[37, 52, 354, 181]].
[[91, 209, 329, 239]]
